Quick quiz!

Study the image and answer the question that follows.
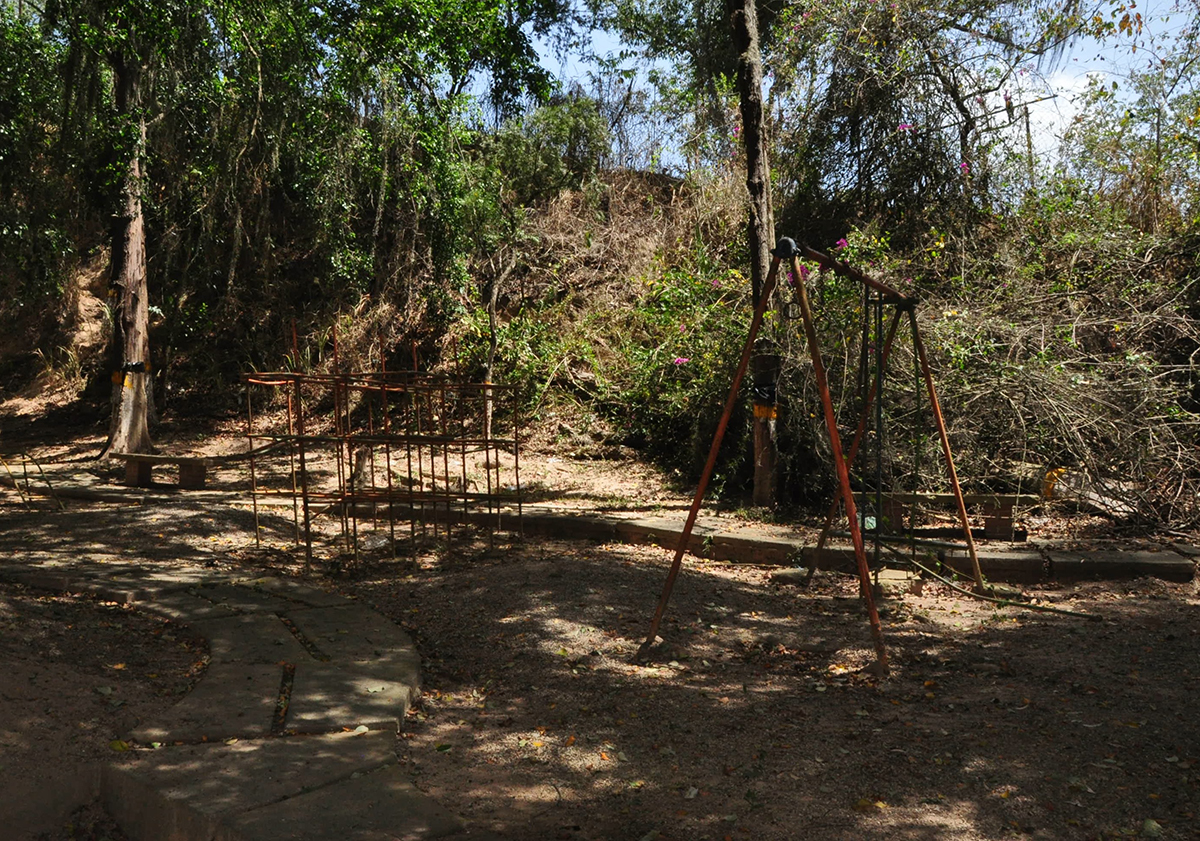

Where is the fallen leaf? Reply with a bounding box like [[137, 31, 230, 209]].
[[109, 739, 129, 752], [564, 735, 576, 747], [852, 798, 887, 812]]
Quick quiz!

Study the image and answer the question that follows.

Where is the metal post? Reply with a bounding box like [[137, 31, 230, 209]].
[[908, 310, 985, 590], [246, 385, 261, 548], [790, 254, 889, 673]]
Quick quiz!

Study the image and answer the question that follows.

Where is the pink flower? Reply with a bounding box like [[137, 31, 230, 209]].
[[673, 357, 690, 365], [835, 238, 849, 249], [897, 122, 913, 131], [799, 264, 810, 280], [959, 162, 970, 174]]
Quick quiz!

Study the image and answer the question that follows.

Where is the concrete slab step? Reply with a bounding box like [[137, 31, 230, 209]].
[[130, 663, 283, 743], [189, 582, 298, 614], [1048, 550, 1195, 582], [138, 590, 242, 622], [940, 549, 1047, 584], [235, 575, 355, 608], [102, 730, 397, 841], [285, 661, 416, 733], [709, 532, 800, 564], [285, 605, 420, 665], [191, 614, 312, 665], [217, 764, 463, 841]]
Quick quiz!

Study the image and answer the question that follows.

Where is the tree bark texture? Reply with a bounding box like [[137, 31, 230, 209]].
[[731, 0, 777, 506], [106, 53, 153, 456]]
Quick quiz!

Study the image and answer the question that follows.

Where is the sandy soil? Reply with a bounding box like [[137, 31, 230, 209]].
[[1, 417, 1198, 840]]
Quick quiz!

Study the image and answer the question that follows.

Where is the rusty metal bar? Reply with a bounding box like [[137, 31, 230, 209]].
[[635, 255, 782, 663], [243, 368, 520, 564], [293, 374, 313, 569], [908, 309, 986, 590], [790, 254, 889, 673], [246, 386, 261, 548], [800, 243, 912, 304], [805, 306, 904, 585]]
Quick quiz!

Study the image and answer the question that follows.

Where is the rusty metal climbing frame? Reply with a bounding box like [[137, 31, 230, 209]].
[[242, 369, 523, 566], [637, 237, 987, 675]]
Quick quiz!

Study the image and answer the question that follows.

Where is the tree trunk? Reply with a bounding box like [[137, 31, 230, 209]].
[[106, 53, 153, 456], [730, 0, 776, 506]]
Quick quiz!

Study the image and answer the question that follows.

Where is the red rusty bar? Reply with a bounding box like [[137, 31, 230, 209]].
[[635, 256, 782, 662], [908, 310, 986, 590], [805, 306, 904, 585], [800, 243, 912, 304], [790, 255, 889, 673], [246, 385, 261, 548]]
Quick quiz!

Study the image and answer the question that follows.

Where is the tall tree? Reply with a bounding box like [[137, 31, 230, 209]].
[[730, 0, 778, 505], [46, 0, 202, 454]]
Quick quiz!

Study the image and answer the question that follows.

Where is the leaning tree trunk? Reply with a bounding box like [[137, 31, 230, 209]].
[[105, 53, 153, 456], [731, 0, 777, 506]]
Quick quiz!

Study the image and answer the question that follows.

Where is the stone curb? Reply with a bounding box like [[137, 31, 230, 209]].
[[507, 508, 1196, 584]]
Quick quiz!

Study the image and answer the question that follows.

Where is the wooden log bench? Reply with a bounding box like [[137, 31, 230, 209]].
[[112, 453, 212, 490], [854, 492, 1042, 540]]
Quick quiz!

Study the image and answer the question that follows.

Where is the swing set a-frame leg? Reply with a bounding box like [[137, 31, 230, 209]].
[[804, 307, 903, 587], [789, 255, 889, 673], [908, 310, 986, 591], [634, 256, 783, 663]]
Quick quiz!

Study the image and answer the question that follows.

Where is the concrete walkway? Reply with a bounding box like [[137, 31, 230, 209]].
[[1, 560, 498, 841]]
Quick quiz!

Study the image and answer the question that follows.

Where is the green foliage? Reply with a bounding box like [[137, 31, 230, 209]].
[[0, 9, 73, 302], [456, 232, 759, 491], [490, 95, 611, 205]]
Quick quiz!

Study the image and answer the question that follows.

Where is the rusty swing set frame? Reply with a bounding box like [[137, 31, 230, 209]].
[[636, 237, 986, 672]]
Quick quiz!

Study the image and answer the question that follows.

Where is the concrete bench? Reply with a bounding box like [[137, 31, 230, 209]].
[[112, 453, 211, 489]]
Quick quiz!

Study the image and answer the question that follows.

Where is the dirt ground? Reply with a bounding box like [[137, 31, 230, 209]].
[[1, 414, 1199, 840], [0, 583, 208, 840], [327, 538, 1200, 841]]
